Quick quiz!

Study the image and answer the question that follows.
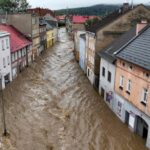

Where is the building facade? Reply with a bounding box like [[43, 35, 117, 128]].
[[74, 31, 86, 62], [46, 29, 54, 49], [115, 25, 150, 149], [0, 24, 32, 79], [85, 4, 150, 90], [86, 32, 96, 85], [98, 25, 141, 111], [0, 32, 12, 89], [39, 20, 47, 55], [79, 34, 86, 73], [7, 13, 40, 61]]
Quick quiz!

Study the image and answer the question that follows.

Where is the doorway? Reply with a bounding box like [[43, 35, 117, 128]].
[[4, 74, 10, 85], [125, 111, 129, 125], [136, 116, 148, 141], [101, 88, 105, 98]]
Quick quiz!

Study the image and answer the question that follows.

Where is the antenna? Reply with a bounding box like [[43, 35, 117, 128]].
[[131, 0, 134, 9]]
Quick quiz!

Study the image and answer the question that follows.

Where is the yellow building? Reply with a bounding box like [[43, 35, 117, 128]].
[[46, 29, 54, 49]]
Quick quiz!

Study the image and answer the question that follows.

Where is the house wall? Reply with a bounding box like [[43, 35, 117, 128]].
[[79, 36, 86, 73], [86, 32, 96, 85], [11, 48, 28, 79], [115, 59, 150, 117], [99, 58, 116, 110], [0, 33, 12, 89], [74, 31, 86, 62], [39, 25, 47, 54], [7, 14, 40, 60], [88, 5, 150, 89], [72, 24, 85, 32], [46, 29, 54, 49], [53, 28, 58, 42], [27, 45, 32, 65], [8, 14, 32, 36]]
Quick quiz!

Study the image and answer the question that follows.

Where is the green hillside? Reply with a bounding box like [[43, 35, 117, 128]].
[[55, 4, 120, 16]]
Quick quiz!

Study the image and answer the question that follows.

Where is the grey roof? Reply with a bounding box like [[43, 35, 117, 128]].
[[44, 20, 53, 30], [86, 4, 139, 33], [39, 19, 46, 26], [117, 25, 150, 70], [98, 26, 136, 63], [80, 34, 86, 40], [45, 20, 57, 28]]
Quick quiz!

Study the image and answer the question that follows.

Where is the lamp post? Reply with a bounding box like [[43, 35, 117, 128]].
[[0, 73, 8, 136]]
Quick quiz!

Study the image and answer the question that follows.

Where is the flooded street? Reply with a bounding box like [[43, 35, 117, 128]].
[[0, 28, 148, 150]]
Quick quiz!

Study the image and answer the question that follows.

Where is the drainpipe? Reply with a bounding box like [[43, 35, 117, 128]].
[[0, 73, 8, 136]]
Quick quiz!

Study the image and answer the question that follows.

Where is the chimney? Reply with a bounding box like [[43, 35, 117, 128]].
[[136, 20, 148, 35], [123, 2, 129, 12]]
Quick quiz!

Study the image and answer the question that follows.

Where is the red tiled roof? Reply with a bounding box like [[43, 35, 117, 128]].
[[0, 24, 32, 53], [72, 16, 97, 24], [28, 8, 55, 17], [56, 16, 65, 20]]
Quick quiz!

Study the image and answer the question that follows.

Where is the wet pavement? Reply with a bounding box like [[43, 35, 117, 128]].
[[0, 28, 148, 150]]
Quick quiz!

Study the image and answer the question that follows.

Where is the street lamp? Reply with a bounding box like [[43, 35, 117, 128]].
[[0, 72, 8, 136]]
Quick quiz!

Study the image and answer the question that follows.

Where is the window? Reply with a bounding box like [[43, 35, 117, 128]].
[[102, 67, 105, 77], [11, 54, 14, 62], [119, 76, 124, 90], [122, 62, 125, 67], [6, 39, 9, 48], [129, 65, 133, 70], [141, 88, 148, 105], [7, 56, 10, 65], [18, 51, 21, 58], [2, 40, 4, 50], [3, 58, 6, 68], [107, 71, 111, 82], [32, 18, 36, 24], [126, 80, 131, 94]]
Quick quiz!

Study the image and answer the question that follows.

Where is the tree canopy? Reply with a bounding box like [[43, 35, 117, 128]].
[[0, 0, 29, 13]]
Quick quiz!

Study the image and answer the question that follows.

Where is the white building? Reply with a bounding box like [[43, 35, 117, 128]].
[[86, 32, 96, 86], [74, 30, 86, 62], [0, 32, 12, 89], [98, 26, 137, 113], [79, 33, 86, 73]]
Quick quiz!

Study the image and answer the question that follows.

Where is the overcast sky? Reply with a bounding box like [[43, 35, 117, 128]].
[[27, 0, 150, 10]]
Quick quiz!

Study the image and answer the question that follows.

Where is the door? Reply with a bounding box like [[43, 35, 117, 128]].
[[125, 111, 129, 125], [136, 116, 148, 141], [101, 88, 105, 98], [143, 126, 148, 139]]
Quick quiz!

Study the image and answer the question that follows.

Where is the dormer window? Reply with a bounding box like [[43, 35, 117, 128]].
[[122, 62, 125, 67], [129, 65, 132, 70], [146, 73, 149, 78]]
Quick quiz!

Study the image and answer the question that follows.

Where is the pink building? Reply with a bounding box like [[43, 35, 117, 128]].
[[115, 25, 150, 148]]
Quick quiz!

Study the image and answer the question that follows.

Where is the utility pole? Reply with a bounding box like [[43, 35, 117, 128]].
[[0, 73, 8, 136]]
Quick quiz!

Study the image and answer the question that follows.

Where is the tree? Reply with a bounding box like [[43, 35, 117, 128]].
[[0, 0, 29, 13], [85, 17, 99, 27]]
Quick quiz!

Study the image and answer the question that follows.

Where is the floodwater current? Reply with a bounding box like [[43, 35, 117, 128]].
[[0, 28, 148, 150]]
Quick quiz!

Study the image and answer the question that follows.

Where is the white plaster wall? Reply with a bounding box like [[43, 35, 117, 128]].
[[0, 34, 12, 89], [87, 67, 94, 85], [99, 58, 116, 94]]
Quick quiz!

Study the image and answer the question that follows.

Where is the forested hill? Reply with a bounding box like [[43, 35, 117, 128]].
[[55, 4, 120, 16]]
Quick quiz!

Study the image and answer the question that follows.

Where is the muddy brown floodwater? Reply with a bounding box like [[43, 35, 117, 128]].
[[0, 28, 148, 150]]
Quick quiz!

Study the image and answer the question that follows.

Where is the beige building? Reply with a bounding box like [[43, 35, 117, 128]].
[[85, 4, 150, 89], [7, 13, 40, 61]]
